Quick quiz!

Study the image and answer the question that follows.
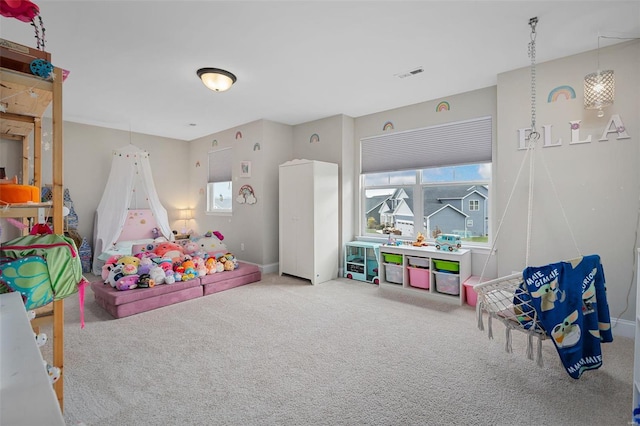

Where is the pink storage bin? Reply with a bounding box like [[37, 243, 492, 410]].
[[408, 266, 430, 289], [462, 276, 484, 307]]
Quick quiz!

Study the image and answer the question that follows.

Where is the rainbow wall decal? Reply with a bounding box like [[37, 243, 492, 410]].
[[436, 101, 450, 112], [547, 85, 576, 102], [235, 131, 243, 139], [253, 143, 261, 151], [383, 121, 394, 131], [309, 133, 320, 143], [195, 161, 201, 167], [212, 139, 218, 147]]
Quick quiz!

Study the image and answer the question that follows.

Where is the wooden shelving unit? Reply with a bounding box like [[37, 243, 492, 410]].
[[0, 63, 66, 410]]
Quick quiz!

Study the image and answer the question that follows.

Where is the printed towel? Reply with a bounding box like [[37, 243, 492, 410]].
[[522, 254, 613, 379]]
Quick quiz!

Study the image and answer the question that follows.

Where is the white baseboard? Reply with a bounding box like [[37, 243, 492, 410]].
[[611, 317, 635, 339], [260, 262, 279, 275], [254, 261, 636, 341]]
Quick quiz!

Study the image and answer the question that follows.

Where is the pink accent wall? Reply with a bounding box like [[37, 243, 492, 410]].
[[117, 209, 158, 242]]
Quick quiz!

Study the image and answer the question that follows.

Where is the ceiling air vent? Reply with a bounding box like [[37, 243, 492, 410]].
[[395, 67, 424, 79]]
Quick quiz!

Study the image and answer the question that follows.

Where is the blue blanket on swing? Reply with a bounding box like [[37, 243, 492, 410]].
[[522, 254, 613, 379]]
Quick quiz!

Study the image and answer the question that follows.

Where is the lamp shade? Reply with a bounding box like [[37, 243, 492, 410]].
[[197, 68, 237, 92], [179, 209, 193, 220], [584, 69, 614, 111]]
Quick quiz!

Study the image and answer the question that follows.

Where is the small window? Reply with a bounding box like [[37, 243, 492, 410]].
[[207, 148, 233, 214], [469, 200, 479, 211]]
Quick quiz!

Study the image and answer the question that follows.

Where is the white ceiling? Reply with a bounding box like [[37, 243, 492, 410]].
[[1, 1, 639, 141]]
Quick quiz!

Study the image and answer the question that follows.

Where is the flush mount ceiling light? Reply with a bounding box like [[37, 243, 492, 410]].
[[197, 68, 237, 92]]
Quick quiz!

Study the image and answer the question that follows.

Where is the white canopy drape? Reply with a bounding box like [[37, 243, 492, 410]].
[[92, 145, 173, 274]]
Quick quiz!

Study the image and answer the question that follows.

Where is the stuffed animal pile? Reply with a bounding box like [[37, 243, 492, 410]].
[[102, 233, 239, 291]]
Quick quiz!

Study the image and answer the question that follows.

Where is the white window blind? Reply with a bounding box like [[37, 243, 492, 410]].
[[361, 116, 492, 174], [208, 148, 233, 182]]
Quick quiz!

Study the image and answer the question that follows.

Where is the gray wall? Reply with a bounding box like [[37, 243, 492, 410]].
[[187, 119, 292, 269], [496, 40, 639, 323], [353, 85, 499, 278], [1, 122, 188, 245], [1, 41, 637, 325]]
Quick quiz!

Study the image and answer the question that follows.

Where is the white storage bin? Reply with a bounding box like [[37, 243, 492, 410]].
[[384, 263, 403, 284], [407, 256, 430, 268], [434, 271, 460, 295]]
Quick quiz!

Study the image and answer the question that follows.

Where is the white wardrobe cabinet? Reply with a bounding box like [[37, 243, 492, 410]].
[[279, 159, 339, 284]]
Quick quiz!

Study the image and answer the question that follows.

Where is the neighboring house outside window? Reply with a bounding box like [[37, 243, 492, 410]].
[[207, 148, 233, 214], [360, 116, 492, 244]]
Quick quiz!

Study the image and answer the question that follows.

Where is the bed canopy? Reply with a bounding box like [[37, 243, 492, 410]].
[[92, 144, 173, 274]]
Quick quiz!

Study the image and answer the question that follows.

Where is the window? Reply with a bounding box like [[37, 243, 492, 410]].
[[207, 148, 233, 214], [361, 117, 492, 244]]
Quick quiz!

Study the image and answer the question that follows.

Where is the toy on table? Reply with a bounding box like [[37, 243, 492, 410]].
[[412, 232, 428, 247], [435, 233, 461, 252]]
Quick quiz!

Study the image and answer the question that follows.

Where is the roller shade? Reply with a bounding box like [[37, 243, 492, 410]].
[[361, 116, 492, 174], [208, 148, 233, 182]]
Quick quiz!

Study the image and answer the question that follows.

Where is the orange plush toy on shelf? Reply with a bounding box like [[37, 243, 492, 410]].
[[412, 232, 428, 247]]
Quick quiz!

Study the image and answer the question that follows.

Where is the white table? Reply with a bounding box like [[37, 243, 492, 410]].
[[0, 292, 65, 425]]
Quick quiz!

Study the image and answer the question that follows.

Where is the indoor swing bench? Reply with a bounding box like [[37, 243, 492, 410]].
[[473, 17, 613, 380]]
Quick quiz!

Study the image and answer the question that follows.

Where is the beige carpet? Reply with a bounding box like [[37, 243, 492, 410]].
[[41, 273, 633, 425]]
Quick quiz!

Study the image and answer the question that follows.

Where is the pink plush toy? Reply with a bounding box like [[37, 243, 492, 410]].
[[183, 241, 200, 256], [102, 255, 123, 280], [156, 257, 173, 272], [154, 242, 184, 261], [192, 256, 207, 277]]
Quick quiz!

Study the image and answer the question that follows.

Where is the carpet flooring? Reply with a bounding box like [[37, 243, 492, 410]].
[[40, 273, 634, 425]]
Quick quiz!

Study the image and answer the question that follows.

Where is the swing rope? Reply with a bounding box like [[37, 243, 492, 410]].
[[478, 16, 579, 283], [475, 18, 584, 365]]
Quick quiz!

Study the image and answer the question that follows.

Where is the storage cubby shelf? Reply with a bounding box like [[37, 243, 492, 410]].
[[378, 245, 471, 305]]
